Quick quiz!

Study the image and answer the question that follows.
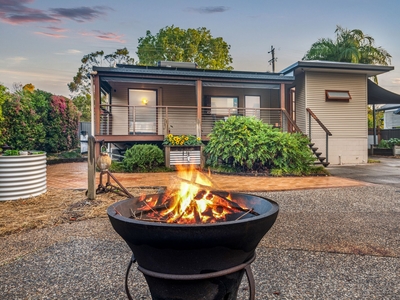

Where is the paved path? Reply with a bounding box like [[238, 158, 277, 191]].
[[47, 162, 369, 191]]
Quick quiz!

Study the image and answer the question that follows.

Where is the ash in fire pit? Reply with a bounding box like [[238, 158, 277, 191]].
[[108, 166, 279, 300]]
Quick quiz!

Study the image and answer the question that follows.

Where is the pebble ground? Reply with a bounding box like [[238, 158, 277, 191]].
[[1, 184, 399, 299]]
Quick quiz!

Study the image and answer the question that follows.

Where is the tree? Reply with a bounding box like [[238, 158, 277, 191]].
[[303, 25, 391, 82], [68, 47, 134, 121], [23, 83, 35, 93], [136, 25, 233, 70], [368, 106, 383, 129]]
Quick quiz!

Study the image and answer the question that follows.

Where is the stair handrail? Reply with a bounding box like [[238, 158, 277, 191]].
[[306, 108, 332, 164], [281, 109, 302, 133]]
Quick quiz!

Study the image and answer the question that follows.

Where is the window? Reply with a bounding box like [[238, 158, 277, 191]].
[[326, 90, 351, 101], [210, 96, 238, 115], [245, 96, 260, 118]]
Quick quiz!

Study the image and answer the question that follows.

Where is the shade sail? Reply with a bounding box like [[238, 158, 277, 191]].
[[368, 80, 400, 104]]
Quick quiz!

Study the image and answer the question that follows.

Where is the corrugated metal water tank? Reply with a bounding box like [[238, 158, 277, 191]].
[[0, 153, 47, 201]]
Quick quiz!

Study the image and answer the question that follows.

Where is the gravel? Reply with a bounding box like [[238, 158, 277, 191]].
[[1, 185, 399, 299]]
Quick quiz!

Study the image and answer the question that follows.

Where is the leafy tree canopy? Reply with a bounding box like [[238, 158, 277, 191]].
[[136, 25, 233, 70], [68, 47, 134, 121], [23, 83, 35, 93], [303, 25, 391, 66], [68, 47, 135, 95]]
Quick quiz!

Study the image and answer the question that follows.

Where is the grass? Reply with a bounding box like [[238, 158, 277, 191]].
[[368, 158, 381, 163], [0, 187, 158, 237]]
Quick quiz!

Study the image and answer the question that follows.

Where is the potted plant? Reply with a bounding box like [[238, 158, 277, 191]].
[[0, 148, 47, 201]]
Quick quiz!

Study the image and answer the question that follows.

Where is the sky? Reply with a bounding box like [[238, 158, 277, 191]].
[[1, 0, 400, 97]]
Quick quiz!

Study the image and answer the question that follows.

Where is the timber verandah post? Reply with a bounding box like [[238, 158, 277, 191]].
[[196, 79, 202, 138], [280, 83, 286, 130]]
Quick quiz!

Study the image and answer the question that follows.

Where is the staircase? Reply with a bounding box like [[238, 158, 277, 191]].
[[306, 108, 332, 167], [283, 108, 332, 167], [308, 141, 330, 167]]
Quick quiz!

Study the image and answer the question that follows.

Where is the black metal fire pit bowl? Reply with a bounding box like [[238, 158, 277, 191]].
[[107, 192, 279, 300]]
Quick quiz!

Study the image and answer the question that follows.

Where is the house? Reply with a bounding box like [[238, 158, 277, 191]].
[[91, 60, 395, 165], [377, 104, 400, 129], [280, 61, 394, 164]]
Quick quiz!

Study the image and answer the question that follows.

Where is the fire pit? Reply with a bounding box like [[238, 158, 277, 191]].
[[107, 168, 279, 300]]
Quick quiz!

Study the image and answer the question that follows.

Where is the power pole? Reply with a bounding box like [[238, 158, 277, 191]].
[[268, 45, 277, 72]]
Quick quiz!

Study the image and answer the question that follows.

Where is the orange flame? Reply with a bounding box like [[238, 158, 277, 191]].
[[134, 165, 242, 224]]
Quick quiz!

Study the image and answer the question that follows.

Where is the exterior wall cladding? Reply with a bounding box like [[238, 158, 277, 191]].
[[305, 72, 368, 165]]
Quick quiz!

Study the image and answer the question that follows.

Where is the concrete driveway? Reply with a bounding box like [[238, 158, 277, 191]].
[[328, 156, 400, 188]]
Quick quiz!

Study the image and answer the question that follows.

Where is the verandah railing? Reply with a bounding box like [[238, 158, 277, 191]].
[[98, 104, 295, 137]]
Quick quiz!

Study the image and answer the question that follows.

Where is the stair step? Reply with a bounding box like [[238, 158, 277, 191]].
[[311, 147, 318, 151], [314, 152, 322, 157], [318, 157, 326, 161], [313, 161, 330, 167], [308, 143, 315, 147]]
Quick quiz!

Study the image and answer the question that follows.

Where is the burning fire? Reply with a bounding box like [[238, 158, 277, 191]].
[[133, 165, 256, 224]]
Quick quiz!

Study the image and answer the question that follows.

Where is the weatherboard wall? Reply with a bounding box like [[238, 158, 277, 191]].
[[305, 71, 368, 164]]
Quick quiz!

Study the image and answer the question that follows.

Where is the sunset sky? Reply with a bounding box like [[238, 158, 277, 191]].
[[1, 0, 400, 97]]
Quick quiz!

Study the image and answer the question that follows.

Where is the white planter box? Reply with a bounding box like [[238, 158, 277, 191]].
[[164, 145, 204, 168]]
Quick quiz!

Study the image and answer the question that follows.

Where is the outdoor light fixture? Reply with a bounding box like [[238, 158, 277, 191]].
[[141, 98, 148, 105]]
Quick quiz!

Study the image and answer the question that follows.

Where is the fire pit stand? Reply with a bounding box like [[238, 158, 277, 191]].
[[96, 170, 133, 198], [125, 253, 256, 300], [108, 192, 279, 300]]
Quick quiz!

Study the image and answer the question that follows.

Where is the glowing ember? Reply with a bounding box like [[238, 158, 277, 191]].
[[131, 166, 258, 224]]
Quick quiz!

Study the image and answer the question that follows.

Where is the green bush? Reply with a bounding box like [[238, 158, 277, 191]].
[[123, 144, 164, 172], [204, 116, 315, 175], [0, 90, 46, 150], [0, 87, 79, 153], [378, 138, 400, 149]]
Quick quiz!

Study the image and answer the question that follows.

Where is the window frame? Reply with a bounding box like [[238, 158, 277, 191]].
[[325, 90, 351, 102], [209, 96, 239, 115]]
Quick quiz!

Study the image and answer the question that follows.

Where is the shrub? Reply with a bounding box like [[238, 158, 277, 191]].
[[0, 88, 79, 153], [377, 138, 400, 149], [123, 144, 164, 172], [44, 95, 79, 152], [0, 90, 46, 150], [205, 116, 315, 175]]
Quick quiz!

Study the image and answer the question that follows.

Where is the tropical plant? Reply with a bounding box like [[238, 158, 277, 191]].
[[123, 144, 164, 172], [137, 25, 233, 70], [163, 134, 202, 146], [303, 25, 391, 83], [205, 116, 315, 174]]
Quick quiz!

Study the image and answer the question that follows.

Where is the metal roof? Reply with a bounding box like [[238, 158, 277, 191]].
[[280, 60, 394, 77], [93, 64, 294, 82]]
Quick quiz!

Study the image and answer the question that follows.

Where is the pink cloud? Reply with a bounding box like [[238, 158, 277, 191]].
[[34, 31, 66, 38], [44, 26, 67, 32], [80, 30, 126, 43]]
